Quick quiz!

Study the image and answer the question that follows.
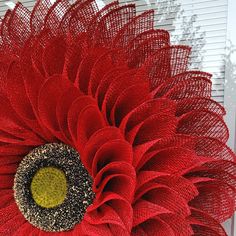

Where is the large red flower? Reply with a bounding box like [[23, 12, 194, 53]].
[[0, 0, 235, 235]]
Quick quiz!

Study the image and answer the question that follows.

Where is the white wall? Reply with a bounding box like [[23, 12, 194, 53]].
[[224, 0, 236, 234]]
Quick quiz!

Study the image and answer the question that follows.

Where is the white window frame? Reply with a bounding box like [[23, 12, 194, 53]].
[[224, 0, 236, 235]]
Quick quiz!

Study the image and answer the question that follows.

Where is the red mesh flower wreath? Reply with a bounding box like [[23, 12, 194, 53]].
[[0, 0, 236, 235]]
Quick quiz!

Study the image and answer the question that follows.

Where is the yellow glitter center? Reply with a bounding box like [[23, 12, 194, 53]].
[[30, 167, 67, 209]]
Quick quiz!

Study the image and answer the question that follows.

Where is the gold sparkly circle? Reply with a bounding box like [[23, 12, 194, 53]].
[[30, 167, 67, 208]]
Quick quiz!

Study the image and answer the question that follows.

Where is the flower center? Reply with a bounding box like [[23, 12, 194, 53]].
[[30, 167, 67, 208], [14, 143, 95, 232]]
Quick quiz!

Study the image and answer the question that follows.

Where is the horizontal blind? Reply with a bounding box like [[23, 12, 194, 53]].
[[116, 0, 228, 104], [0, 0, 228, 104]]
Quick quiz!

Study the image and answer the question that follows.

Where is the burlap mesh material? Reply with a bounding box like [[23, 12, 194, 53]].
[[0, 0, 235, 235]]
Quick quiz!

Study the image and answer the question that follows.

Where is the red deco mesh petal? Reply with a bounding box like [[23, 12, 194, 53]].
[[0, 0, 235, 235], [30, 0, 52, 33], [112, 10, 155, 49]]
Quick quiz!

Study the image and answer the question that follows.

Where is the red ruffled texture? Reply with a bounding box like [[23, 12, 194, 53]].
[[0, 0, 235, 235]]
